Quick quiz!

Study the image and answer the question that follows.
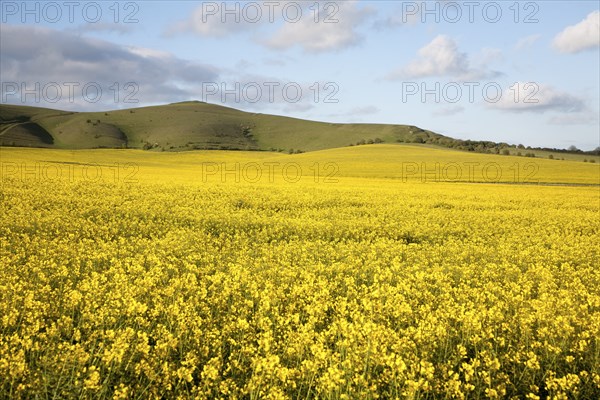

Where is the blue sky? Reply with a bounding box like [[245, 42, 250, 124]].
[[1, 1, 599, 150]]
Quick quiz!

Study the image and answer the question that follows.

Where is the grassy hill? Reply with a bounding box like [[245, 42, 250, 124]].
[[0, 102, 440, 152], [2, 102, 598, 163]]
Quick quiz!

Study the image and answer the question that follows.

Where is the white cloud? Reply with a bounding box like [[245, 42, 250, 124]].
[[387, 35, 500, 80], [127, 46, 172, 59], [372, 3, 421, 28], [553, 10, 600, 53], [487, 83, 586, 113], [166, 2, 261, 37], [400, 35, 467, 78], [515, 34, 541, 50], [0, 25, 220, 110], [1, 25, 337, 113], [266, 1, 375, 52], [167, 1, 374, 53]]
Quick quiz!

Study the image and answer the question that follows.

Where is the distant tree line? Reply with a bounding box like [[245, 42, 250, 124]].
[[396, 135, 600, 157]]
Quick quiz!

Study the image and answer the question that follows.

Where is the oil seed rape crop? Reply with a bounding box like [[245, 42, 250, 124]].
[[0, 147, 599, 399]]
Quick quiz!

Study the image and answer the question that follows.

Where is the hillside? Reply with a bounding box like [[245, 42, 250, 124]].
[[2, 102, 598, 163], [0, 102, 441, 152]]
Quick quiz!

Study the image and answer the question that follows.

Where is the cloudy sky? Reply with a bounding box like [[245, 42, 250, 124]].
[[1, 1, 599, 150]]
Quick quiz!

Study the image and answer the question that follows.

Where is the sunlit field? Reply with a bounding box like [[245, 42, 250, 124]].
[[1, 146, 599, 399]]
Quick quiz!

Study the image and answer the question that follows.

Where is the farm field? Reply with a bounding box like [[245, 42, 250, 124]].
[[1, 146, 599, 399]]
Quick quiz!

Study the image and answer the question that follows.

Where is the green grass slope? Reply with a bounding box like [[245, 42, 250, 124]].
[[0, 104, 75, 148], [0, 102, 442, 152]]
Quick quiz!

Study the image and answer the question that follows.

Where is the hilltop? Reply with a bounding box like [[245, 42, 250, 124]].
[[0, 102, 442, 153]]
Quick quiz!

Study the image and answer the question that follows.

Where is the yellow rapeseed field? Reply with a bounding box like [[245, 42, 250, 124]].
[[1, 145, 599, 399]]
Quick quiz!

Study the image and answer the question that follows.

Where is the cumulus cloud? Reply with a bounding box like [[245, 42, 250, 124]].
[[0, 26, 339, 114], [0, 25, 220, 110], [373, 12, 418, 29], [168, 1, 374, 53], [0, 26, 330, 113], [387, 35, 501, 81], [553, 11, 600, 53], [265, 1, 375, 52], [166, 1, 262, 37], [397, 35, 467, 77], [486, 82, 586, 113]]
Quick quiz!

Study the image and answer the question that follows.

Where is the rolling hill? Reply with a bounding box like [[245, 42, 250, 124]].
[[0, 102, 442, 152], [2, 102, 598, 163]]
